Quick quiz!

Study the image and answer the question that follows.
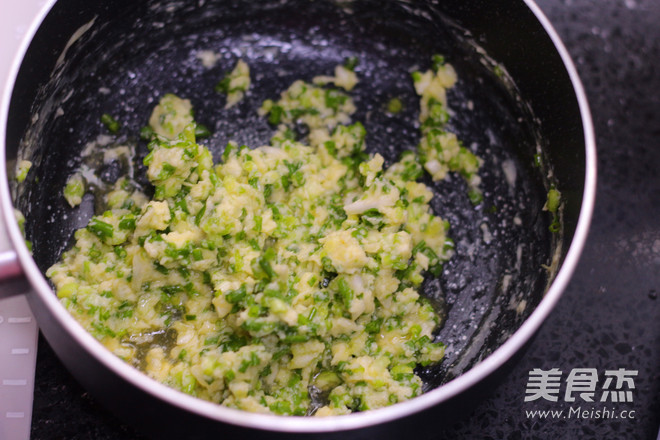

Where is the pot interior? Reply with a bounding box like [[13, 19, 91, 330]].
[[7, 0, 579, 398]]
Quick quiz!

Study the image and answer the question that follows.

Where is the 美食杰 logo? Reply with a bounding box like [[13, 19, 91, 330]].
[[523, 368, 638, 420]]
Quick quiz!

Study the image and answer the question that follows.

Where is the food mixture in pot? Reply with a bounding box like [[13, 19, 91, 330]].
[[46, 57, 481, 415]]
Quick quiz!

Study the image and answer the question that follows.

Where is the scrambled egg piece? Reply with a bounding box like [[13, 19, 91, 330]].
[[412, 55, 483, 203], [215, 59, 251, 108]]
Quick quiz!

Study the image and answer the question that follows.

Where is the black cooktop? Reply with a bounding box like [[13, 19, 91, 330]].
[[30, 0, 660, 439]]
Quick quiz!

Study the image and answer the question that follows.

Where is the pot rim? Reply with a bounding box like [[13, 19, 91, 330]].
[[0, 0, 596, 433]]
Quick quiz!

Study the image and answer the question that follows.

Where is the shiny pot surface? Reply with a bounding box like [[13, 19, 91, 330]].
[[0, 0, 595, 438]]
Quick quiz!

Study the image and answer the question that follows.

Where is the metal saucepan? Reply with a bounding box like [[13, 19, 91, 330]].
[[0, 0, 595, 438]]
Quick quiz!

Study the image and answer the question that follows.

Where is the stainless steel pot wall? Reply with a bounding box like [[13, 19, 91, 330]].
[[0, 0, 595, 438]]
